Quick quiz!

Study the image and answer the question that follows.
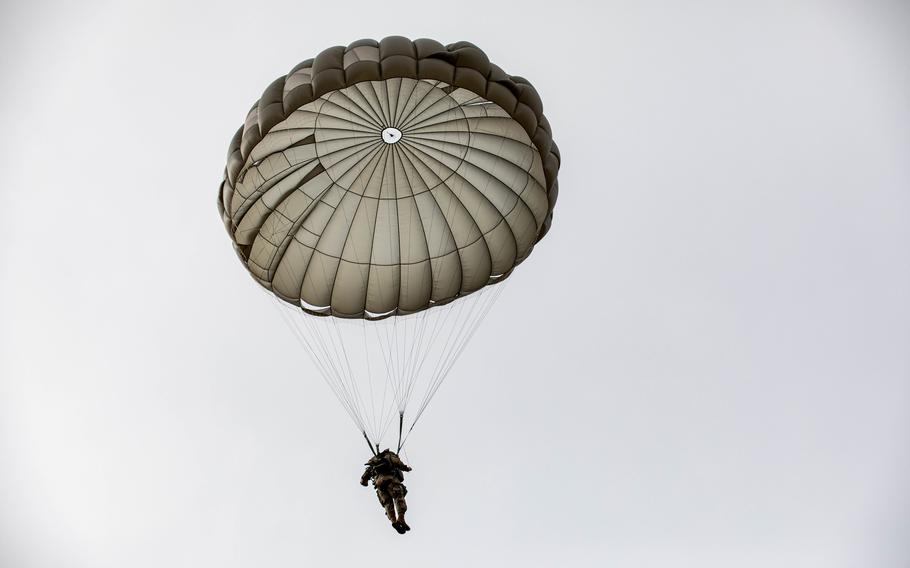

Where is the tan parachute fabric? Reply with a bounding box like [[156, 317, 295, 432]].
[[219, 37, 560, 318], [218, 37, 560, 450]]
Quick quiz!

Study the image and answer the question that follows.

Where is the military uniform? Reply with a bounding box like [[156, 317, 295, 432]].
[[360, 450, 412, 533]]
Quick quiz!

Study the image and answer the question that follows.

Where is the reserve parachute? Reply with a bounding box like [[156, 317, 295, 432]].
[[218, 37, 561, 453]]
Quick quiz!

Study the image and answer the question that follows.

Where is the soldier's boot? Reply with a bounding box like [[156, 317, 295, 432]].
[[396, 513, 410, 532], [396, 498, 410, 532], [391, 500, 406, 534]]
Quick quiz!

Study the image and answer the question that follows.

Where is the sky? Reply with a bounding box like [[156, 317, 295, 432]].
[[1, 1, 909, 567]]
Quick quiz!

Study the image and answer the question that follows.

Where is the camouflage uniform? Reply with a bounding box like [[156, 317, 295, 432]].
[[360, 450, 412, 533]]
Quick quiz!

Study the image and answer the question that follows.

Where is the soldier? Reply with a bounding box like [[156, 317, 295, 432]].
[[360, 449, 412, 534]]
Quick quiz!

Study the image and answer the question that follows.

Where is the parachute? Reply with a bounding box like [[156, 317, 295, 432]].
[[217, 37, 560, 453]]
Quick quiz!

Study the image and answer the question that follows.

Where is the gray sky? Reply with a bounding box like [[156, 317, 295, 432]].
[[1, 1, 909, 567]]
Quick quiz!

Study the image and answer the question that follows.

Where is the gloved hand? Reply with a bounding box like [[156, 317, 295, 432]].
[[360, 478, 369, 486]]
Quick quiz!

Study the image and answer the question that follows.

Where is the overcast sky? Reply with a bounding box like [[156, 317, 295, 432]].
[[1, 1, 909, 567]]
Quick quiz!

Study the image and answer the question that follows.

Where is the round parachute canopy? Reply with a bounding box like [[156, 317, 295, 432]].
[[218, 37, 561, 319]]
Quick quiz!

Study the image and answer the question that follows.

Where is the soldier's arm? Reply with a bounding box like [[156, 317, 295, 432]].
[[360, 467, 372, 486], [390, 454, 412, 471]]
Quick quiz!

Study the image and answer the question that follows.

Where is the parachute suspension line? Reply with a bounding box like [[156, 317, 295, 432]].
[[396, 310, 427, 412], [400, 282, 508, 449], [363, 431, 377, 456], [372, 303, 456, 447], [271, 298, 366, 435], [374, 327, 391, 439], [370, 321, 399, 445], [361, 319, 379, 439], [379, 314, 410, 443], [396, 412, 404, 453], [401, 294, 461, 404], [330, 317, 370, 437], [401, 308, 435, 404], [415, 291, 482, 413], [275, 302, 350, 419], [374, 322, 403, 437], [272, 278, 507, 451], [392, 314, 402, 408], [428, 284, 506, 405], [309, 313, 364, 432], [424, 297, 472, 392], [380, 320, 399, 402], [300, 313, 372, 437]]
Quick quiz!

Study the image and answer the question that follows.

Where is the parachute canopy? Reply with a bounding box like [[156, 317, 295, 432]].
[[218, 37, 560, 318], [218, 37, 560, 451]]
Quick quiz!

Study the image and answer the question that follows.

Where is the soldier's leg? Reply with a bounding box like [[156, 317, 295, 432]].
[[393, 486, 409, 531], [376, 489, 396, 523]]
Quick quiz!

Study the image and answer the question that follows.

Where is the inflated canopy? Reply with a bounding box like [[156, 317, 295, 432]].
[[218, 37, 560, 319]]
